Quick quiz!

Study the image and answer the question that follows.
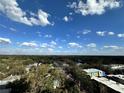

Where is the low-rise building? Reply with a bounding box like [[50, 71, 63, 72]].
[[110, 64, 124, 70], [83, 68, 106, 78]]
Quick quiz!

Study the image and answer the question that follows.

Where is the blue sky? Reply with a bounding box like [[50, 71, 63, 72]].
[[0, 0, 124, 55]]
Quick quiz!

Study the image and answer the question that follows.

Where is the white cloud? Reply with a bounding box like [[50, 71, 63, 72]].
[[0, 0, 52, 26], [68, 42, 82, 48], [69, 12, 73, 15], [67, 0, 121, 16], [96, 31, 115, 36], [63, 16, 69, 22], [108, 31, 115, 35], [40, 43, 49, 48], [49, 41, 57, 48], [63, 16, 72, 22], [40, 41, 57, 48], [20, 42, 38, 47], [48, 48, 54, 52], [40, 41, 57, 53], [9, 27, 16, 32], [0, 37, 11, 44], [104, 45, 121, 49], [38, 10, 52, 26], [117, 33, 124, 38], [96, 31, 106, 36], [44, 34, 52, 38], [77, 29, 91, 35], [30, 10, 52, 26], [87, 43, 96, 48], [50, 41, 57, 46], [82, 29, 91, 35]]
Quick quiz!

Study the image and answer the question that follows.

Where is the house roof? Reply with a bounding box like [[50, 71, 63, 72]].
[[83, 68, 104, 73]]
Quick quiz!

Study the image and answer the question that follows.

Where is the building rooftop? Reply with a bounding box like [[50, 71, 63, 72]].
[[83, 68, 104, 73], [111, 64, 124, 70], [93, 77, 124, 93], [108, 74, 124, 80]]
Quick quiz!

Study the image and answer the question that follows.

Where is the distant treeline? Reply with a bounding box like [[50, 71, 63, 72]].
[[0, 55, 124, 64]]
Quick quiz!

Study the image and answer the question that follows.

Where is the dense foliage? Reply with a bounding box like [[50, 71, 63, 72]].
[[0, 55, 123, 93]]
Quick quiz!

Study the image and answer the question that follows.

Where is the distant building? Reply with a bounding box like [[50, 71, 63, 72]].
[[83, 68, 106, 78], [110, 64, 124, 70], [107, 74, 124, 85]]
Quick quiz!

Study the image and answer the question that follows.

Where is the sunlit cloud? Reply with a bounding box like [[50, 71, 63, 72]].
[[0, 37, 11, 44], [0, 0, 52, 26], [20, 42, 38, 48], [87, 43, 96, 48], [68, 42, 82, 48], [67, 0, 121, 16]]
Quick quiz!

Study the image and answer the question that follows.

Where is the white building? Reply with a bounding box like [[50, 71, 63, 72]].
[[83, 68, 106, 78], [110, 64, 124, 70]]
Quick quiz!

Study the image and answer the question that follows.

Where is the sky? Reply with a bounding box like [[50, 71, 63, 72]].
[[0, 0, 124, 55]]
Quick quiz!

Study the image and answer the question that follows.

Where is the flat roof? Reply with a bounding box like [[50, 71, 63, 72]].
[[83, 68, 104, 73], [93, 77, 124, 93], [108, 75, 124, 80]]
